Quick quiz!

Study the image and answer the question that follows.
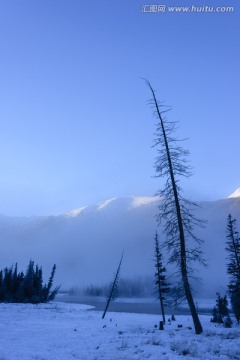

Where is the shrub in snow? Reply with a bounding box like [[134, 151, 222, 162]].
[[170, 339, 198, 357], [0, 261, 60, 304]]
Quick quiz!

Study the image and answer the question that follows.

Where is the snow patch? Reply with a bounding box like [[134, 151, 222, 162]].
[[228, 188, 240, 198], [65, 207, 87, 218], [130, 196, 159, 209], [97, 197, 118, 211]]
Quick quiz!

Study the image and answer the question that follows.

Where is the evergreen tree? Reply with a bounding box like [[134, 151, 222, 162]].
[[211, 293, 231, 326], [23, 260, 35, 302], [12, 263, 20, 300], [41, 264, 59, 302], [154, 231, 169, 325], [226, 214, 240, 323], [3, 266, 13, 301], [0, 261, 59, 304], [46, 264, 60, 302], [230, 289, 240, 324], [15, 271, 24, 302], [0, 270, 3, 301], [30, 264, 42, 303], [145, 80, 205, 334]]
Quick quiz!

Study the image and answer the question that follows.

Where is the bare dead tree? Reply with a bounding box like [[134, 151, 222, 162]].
[[102, 252, 124, 319], [145, 80, 205, 334]]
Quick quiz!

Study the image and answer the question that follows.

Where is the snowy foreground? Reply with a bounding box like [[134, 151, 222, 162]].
[[0, 302, 240, 360]]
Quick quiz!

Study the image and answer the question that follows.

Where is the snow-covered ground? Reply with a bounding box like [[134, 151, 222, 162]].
[[0, 302, 239, 360]]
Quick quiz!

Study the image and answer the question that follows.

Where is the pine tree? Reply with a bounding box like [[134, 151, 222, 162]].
[[211, 293, 231, 326], [41, 264, 60, 302], [3, 266, 13, 301], [145, 80, 205, 334], [154, 231, 169, 325], [23, 260, 35, 302], [46, 264, 60, 302], [0, 261, 59, 304], [12, 263, 20, 300], [226, 214, 240, 323], [230, 289, 240, 324], [0, 270, 3, 301], [31, 265, 42, 303]]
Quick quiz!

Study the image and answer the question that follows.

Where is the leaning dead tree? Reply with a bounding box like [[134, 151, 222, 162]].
[[145, 80, 205, 334], [102, 252, 124, 319]]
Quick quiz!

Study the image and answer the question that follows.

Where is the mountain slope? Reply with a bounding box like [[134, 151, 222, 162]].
[[0, 195, 240, 296]]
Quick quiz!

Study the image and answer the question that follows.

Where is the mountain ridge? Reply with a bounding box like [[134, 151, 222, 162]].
[[0, 193, 240, 296]]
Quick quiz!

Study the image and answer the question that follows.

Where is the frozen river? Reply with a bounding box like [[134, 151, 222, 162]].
[[56, 294, 214, 315]]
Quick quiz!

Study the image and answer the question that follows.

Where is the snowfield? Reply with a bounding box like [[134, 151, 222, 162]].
[[0, 302, 240, 360]]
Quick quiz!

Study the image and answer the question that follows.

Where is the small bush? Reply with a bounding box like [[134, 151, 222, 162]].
[[170, 339, 198, 357]]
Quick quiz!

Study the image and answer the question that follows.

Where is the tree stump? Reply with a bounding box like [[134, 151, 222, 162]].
[[159, 321, 164, 330]]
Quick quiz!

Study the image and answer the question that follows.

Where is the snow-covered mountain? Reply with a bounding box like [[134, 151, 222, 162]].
[[0, 193, 240, 296], [228, 188, 240, 198]]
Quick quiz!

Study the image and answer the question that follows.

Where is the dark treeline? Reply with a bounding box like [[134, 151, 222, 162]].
[[210, 214, 240, 327], [80, 277, 155, 298], [0, 260, 59, 304]]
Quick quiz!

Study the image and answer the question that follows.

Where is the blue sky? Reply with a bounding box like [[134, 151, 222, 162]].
[[0, 0, 239, 216]]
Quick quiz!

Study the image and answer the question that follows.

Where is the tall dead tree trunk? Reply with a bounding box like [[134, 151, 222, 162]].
[[145, 80, 204, 334]]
